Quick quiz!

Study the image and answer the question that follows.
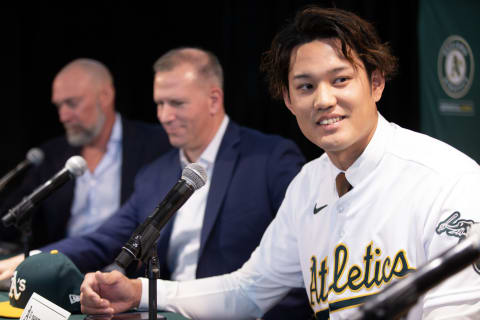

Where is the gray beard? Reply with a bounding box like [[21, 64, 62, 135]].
[[66, 110, 106, 147]]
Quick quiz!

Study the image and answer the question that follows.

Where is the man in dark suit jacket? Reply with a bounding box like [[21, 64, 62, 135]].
[[0, 49, 311, 319], [0, 59, 171, 248], [14, 117, 170, 247]]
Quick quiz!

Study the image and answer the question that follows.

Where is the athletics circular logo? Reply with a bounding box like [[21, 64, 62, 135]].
[[437, 35, 475, 99]]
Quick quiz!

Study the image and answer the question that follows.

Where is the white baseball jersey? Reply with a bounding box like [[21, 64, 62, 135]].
[[145, 114, 480, 320]]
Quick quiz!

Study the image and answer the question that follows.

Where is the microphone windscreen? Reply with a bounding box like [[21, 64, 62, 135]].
[[182, 163, 207, 190], [26, 148, 44, 166], [65, 156, 87, 177]]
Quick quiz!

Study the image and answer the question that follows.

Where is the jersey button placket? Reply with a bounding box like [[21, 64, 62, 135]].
[[337, 200, 348, 239]]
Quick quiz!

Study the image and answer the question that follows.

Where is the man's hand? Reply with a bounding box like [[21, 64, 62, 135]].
[[0, 254, 24, 280], [80, 270, 142, 315]]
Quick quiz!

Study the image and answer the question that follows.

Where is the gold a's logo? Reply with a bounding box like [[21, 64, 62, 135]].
[[8, 271, 26, 301]]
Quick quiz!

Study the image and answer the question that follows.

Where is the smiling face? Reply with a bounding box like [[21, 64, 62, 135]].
[[284, 39, 385, 169], [153, 63, 223, 162]]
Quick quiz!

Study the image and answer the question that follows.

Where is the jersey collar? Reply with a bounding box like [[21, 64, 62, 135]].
[[343, 112, 391, 187]]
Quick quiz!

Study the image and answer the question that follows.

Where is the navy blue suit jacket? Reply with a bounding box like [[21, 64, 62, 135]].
[[1, 117, 171, 248], [44, 121, 312, 319]]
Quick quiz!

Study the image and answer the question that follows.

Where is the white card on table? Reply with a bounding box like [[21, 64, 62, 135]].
[[19, 292, 71, 320]]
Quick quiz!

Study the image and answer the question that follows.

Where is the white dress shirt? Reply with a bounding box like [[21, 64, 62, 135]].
[[67, 113, 123, 236], [167, 115, 229, 281]]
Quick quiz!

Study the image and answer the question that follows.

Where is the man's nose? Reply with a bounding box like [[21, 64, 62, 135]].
[[157, 105, 175, 123], [313, 84, 336, 111], [58, 105, 73, 123]]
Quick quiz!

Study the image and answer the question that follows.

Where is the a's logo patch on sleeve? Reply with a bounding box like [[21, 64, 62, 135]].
[[436, 211, 475, 240], [436, 211, 480, 274]]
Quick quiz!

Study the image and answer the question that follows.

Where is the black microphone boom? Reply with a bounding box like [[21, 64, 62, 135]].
[[115, 163, 207, 268], [0, 148, 44, 192], [351, 223, 480, 319], [2, 155, 87, 227]]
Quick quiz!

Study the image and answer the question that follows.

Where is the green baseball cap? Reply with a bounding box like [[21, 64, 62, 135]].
[[0, 250, 84, 318]]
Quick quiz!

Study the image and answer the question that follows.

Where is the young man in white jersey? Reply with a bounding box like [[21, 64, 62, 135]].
[[79, 7, 480, 319]]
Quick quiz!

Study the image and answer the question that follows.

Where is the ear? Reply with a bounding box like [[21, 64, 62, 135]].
[[98, 85, 115, 109], [283, 88, 296, 116], [371, 70, 385, 103], [208, 87, 224, 115]]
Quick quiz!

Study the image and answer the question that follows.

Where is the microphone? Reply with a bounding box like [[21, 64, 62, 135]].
[[0, 148, 44, 192], [115, 162, 207, 268], [2, 155, 87, 227], [351, 223, 480, 319]]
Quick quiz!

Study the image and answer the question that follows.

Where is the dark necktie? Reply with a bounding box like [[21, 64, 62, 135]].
[[336, 172, 353, 197]]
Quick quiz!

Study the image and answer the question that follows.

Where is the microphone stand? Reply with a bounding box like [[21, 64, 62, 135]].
[[4, 197, 36, 259], [119, 230, 163, 320], [147, 243, 160, 320], [17, 217, 32, 259], [114, 164, 207, 320]]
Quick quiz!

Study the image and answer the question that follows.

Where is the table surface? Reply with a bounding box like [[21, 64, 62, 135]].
[[0, 292, 189, 320]]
